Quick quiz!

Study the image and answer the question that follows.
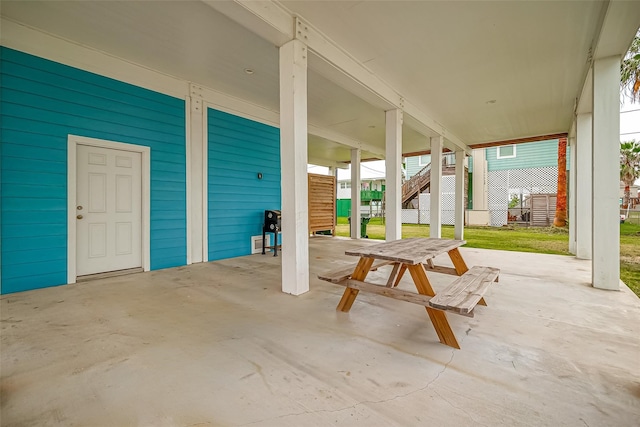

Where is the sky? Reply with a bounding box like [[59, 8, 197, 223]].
[[309, 101, 640, 183]]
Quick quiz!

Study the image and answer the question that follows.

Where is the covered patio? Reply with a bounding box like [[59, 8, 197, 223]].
[[2, 238, 639, 426]]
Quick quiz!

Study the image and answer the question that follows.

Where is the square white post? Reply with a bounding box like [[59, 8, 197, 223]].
[[279, 39, 309, 295], [430, 136, 443, 238], [591, 56, 620, 290], [454, 150, 465, 240], [350, 149, 361, 239], [385, 109, 403, 241], [576, 113, 593, 260], [186, 93, 204, 264], [568, 135, 577, 254]]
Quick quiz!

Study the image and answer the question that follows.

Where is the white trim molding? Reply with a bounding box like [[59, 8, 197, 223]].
[[1, 18, 188, 99], [67, 135, 151, 284]]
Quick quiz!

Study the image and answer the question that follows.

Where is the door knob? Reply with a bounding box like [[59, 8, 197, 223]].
[[77, 215, 83, 219], [77, 205, 83, 210]]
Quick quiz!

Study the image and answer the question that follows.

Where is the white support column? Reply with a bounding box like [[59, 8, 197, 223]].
[[430, 136, 443, 238], [385, 109, 403, 241], [187, 85, 206, 264], [576, 113, 593, 260], [568, 135, 577, 255], [591, 56, 620, 290], [279, 39, 309, 295], [454, 150, 465, 240], [350, 149, 361, 239], [471, 149, 488, 211]]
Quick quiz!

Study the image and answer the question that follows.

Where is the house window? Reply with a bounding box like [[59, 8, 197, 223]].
[[497, 145, 516, 159], [340, 182, 351, 189], [418, 155, 430, 166]]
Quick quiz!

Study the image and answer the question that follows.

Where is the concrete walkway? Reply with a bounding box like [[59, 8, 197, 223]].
[[1, 237, 639, 426]]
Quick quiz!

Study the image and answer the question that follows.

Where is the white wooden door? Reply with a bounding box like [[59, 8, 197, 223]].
[[76, 144, 142, 276]]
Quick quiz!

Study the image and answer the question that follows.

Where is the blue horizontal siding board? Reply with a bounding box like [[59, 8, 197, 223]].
[[2, 223, 67, 238], [1, 156, 66, 174], [2, 261, 70, 280], [0, 47, 187, 294], [3, 235, 67, 251], [3, 197, 66, 211], [2, 103, 183, 143], [209, 114, 279, 136], [1, 184, 65, 198], [1, 210, 67, 225], [2, 79, 183, 124], [152, 151, 187, 164], [1, 171, 66, 187], [0, 129, 67, 148], [2, 115, 182, 148], [3, 248, 67, 265], [2, 92, 183, 137], [208, 132, 280, 154], [152, 228, 187, 240], [208, 108, 281, 261], [1, 273, 67, 294], [2, 142, 66, 162], [152, 191, 186, 202], [151, 180, 186, 192], [1, 50, 181, 109]]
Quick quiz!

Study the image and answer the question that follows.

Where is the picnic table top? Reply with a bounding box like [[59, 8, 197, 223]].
[[344, 238, 466, 265]]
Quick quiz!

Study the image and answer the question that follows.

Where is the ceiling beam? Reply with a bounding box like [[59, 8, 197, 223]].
[[575, 0, 640, 115], [197, 83, 383, 158], [469, 133, 569, 150], [295, 16, 472, 155], [207, 0, 472, 155], [202, 0, 293, 47], [307, 125, 384, 158], [307, 156, 341, 168]]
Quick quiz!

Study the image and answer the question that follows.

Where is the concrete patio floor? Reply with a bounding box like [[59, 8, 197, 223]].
[[1, 237, 639, 426]]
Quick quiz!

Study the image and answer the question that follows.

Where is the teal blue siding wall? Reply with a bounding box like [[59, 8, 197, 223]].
[[207, 109, 280, 261], [486, 140, 560, 171], [0, 47, 186, 294]]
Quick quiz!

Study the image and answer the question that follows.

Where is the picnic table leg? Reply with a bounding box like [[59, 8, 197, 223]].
[[336, 257, 374, 312], [448, 248, 487, 307], [407, 264, 460, 349], [392, 264, 407, 288]]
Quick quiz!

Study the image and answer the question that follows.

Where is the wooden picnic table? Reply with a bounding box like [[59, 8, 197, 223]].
[[318, 238, 499, 349]]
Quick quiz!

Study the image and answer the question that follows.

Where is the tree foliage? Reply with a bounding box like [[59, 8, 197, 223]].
[[620, 140, 640, 208], [621, 30, 640, 103]]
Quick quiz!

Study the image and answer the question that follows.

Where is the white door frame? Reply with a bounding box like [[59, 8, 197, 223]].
[[67, 135, 151, 284]]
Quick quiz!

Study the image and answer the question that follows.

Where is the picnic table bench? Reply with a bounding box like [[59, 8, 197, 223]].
[[318, 238, 499, 349]]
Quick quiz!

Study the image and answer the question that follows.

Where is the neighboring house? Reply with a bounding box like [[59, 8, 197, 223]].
[[336, 178, 386, 217], [482, 139, 564, 226], [403, 139, 564, 226], [404, 152, 455, 179]]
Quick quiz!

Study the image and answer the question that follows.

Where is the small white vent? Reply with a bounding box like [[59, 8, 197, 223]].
[[251, 235, 269, 254]]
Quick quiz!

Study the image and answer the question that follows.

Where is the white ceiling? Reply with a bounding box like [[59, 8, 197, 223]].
[[1, 0, 638, 164]]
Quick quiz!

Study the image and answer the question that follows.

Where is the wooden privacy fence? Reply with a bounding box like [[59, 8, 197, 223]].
[[528, 193, 557, 226], [308, 173, 336, 234]]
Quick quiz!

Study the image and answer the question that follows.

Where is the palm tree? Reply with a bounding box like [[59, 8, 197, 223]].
[[553, 137, 567, 227], [620, 140, 640, 208], [621, 30, 640, 102]]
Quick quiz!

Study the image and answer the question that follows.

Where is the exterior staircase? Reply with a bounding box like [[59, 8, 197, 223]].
[[401, 162, 457, 208]]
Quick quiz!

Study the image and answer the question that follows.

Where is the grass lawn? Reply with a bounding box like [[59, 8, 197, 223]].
[[335, 217, 640, 297]]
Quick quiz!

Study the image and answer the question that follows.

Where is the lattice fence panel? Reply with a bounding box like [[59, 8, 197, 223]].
[[402, 177, 457, 225], [488, 167, 558, 226]]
